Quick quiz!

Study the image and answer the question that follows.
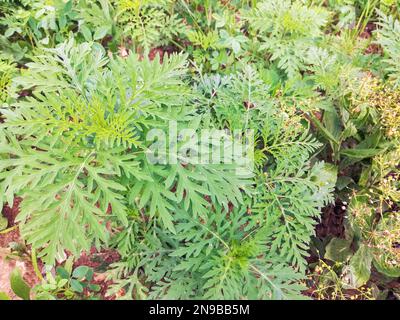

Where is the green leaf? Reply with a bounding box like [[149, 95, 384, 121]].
[[80, 24, 92, 41], [339, 122, 357, 141], [70, 279, 84, 293], [88, 284, 101, 292], [10, 268, 31, 300], [340, 148, 384, 160], [4, 27, 20, 38], [336, 176, 354, 190], [312, 163, 338, 187], [72, 266, 90, 280], [133, 181, 177, 233], [325, 238, 352, 262], [373, 258, 400, 278], [57, 279, 69, 288], [0, 292, 11, 300], [349, 244, 373, 287], [0, 215, 8, 231], [309, 113, 339, 146], [56, 266, 70, 279], [85, 268, 94, 282], [65, 256, 74, 275], [93, 26, 109, 40], [323, 109, 342, 141]]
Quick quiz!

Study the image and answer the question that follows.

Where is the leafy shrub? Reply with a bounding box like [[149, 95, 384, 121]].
[[0, 37, 336, 298], [1, 0, 400, 301], [243, 0, 330, 77]]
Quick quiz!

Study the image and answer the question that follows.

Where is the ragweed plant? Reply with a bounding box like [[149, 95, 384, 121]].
[[376, 10, 400, 87], [242, 0, 330, 77], [3, 0, 400, 301], [0, 36, 337, 299], [0, 59, 17, 104], [113, 0, 186, 49]]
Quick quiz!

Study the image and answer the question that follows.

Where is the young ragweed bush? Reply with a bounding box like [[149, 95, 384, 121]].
[[0, 59, 17, 104], [0, 0, 77, 46], [182, 0, 250, 73], [113, 0, 186, 50], [376, 10, 400, 87], [4, 0, 400, 301], [242, 0, 330, 78], [0, 38, 336, 299]]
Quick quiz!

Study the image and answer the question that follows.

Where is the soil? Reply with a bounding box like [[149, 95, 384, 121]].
[[2, 197, 22, 227], [148, 46, 179, 62], [316, 200, 347, 239], [72, 247, 121, 300]]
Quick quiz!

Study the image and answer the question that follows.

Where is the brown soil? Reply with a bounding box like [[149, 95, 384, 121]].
[[2, 197, 22, 227], [73, 247, 121, 300], [316, 200, 347, 239], [148, 46, 179, 62], [74, 247, 120, 271]]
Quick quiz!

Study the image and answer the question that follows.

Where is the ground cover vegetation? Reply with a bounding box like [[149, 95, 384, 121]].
[[0, 0, 399, 300]]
